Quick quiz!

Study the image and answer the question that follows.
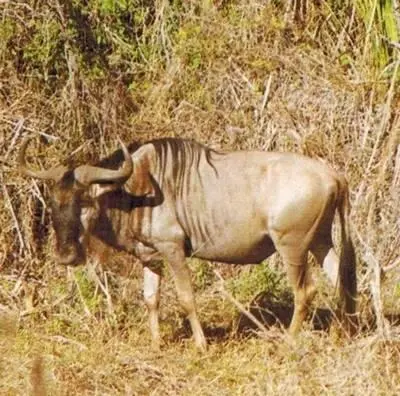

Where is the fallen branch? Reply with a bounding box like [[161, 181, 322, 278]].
[[213, 269, 269, 337]]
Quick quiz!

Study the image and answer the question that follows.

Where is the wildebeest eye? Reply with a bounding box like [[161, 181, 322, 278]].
[[80, 197, 94, 208], [79, 191, 94, 208]]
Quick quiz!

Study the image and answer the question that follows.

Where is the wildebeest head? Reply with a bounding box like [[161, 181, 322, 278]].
[[19, 137, 133, 266]]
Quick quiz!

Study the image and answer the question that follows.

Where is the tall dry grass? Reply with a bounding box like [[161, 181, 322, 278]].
[[1, 1, 399, 394]]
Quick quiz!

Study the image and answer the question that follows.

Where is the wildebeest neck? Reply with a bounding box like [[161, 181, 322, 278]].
[[90, 180, 164, 252]]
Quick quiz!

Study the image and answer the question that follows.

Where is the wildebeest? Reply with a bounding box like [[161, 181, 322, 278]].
[[20, 136, 357, 350]]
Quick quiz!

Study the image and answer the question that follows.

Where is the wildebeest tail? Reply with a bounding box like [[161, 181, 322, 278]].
[[338, 176, 357, 332]]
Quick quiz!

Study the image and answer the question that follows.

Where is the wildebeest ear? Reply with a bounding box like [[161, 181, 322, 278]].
[[90, 183, 122, 198]]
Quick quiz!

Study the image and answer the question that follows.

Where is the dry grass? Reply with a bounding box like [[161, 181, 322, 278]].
[[1, 1, 400, 394], [1, 309, 400, 395]]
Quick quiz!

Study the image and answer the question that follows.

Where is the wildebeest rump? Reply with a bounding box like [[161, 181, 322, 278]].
[[20, 137, 357, 350]]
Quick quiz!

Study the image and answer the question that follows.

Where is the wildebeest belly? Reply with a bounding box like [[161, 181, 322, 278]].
[[191, 233, 276, 264]]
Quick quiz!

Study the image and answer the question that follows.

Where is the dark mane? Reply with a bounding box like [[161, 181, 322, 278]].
[[95, 141, 142, 170], [148, 138, 220, 193], [95, 138, 221, 175], [149, 137, 219, 169]]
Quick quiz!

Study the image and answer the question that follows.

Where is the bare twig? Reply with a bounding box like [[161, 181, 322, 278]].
[[31, 179, 47, 210], [20, 294, 70, 317], [70, 139, 93, 157], [71, 268, 94, 318], [382, 256, 400, 273], [2, 183, 27, 255], [214, 269, 268, 336], [393, 143, 400, 189], [367, 251, 391, 338], [259, 73, 273, 115], [354, 225, 391, 338], [381, 230, 400, 272], [362, 0, 379, 64], [0, 116, 58, 141], [355, 61, 400, 212], [231, 62, 255, 92], [4, 117, 24, 160], [87, 261, 114, 316], [365, 61, 399, 174], [43, 335, 88, 351]]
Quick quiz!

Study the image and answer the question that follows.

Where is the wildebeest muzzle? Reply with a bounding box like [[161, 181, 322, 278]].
[[56, 241, 85, 266]]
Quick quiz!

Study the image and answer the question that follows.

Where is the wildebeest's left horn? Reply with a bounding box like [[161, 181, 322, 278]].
[[73, 137, 133, 186], [19, 137, 68, 181]]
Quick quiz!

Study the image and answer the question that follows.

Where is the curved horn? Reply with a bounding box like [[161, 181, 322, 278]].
[[19, 137, 68, 181], [73, 137, 133, 186]]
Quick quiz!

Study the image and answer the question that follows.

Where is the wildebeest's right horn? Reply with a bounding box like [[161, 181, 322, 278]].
[[73, 138, 133, 186], [19, 137, 68, 181]]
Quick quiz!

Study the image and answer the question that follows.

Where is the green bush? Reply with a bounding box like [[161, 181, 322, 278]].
[[226, 262, 288, 304]]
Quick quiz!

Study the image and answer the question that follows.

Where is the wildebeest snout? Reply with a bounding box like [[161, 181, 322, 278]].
[[56, 243, 85, 266]]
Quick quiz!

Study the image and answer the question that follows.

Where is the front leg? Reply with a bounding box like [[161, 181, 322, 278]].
[[157, 241, 207, 352], [143, 265, 162, 350]]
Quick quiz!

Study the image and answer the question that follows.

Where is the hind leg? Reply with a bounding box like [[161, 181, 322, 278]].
[[311, 237, 339, 288], [311, 238, 355, 333], [280, 249, 316, 335]]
